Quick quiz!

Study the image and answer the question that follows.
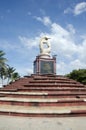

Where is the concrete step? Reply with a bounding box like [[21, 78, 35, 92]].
[[29, 80, 78, 84], [0, 104, 86, 117], [24, 83, 84, 87], [0, 91, 86, 99], [18, 87, 86, 92], [0, 88, 18, 92], [0, 91, 48, 95], [0, 91, 86, 95], [0, 97, 86, 106], [33, 76, 70, 80], [2, 86, 85, 93], [0, 74, 85, 117]]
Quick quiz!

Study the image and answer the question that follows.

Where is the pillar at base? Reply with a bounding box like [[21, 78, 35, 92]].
[[34, 55, 56, 75]]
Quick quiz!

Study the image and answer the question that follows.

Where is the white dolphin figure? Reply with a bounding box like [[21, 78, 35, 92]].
[[39, 37, 51, 55]]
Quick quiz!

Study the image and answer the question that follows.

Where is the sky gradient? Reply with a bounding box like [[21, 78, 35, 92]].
[[0, 0, 86, 76]]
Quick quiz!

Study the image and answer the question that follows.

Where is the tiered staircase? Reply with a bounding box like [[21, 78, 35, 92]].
[[0, 74, 86, 117]]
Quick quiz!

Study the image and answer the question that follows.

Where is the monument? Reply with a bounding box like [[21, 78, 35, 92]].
[[34, 37, 56, 75]]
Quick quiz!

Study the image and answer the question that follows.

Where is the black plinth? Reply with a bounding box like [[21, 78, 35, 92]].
[[34, 56, 56, 75]]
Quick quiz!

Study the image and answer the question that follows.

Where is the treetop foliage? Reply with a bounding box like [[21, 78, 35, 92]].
[[0, 50, 20, 87], [66, 69, 86, 85]]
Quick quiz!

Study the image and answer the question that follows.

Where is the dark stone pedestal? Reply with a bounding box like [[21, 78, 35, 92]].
[[34, 56, 56, 75]]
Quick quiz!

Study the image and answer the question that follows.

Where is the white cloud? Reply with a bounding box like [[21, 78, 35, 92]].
[[57, 62, 67, 75], [64, 8, 73, 14], [77, 37, 86, 63], [0, 40, 20, 51], [57, 58, 86, 75], [70, 59, 86, 69], [34, 16, 42, 21], [50, 23, 77, 57], [51, 23, 69, 36], [43, 16, 52, 26], [19, 16, 86, 75], [64, 2, 86, 16], [66, 24, 76, 34], [19, 36, 39, 49], [74, 2, 86, 15], [25, 68, 33, 75], [34, 16, 52, 26], [16, 67, 33, 76]]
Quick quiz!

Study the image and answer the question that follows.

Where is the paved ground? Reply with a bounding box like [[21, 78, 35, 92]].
[[0, 115, 86, 130]]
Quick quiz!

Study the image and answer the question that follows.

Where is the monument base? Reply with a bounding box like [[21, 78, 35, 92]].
[[39, 54, 51, 58], [34, 55, 56, 75]]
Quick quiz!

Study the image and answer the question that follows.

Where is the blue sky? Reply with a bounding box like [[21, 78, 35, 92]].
[[0, 0, 86, 76]]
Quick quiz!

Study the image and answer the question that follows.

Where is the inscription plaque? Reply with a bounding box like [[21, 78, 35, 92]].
[[40, 61, 54, 74]]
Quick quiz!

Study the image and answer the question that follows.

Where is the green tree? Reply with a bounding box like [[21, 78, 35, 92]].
[[0, 50, 20, 86], [0, 50, 7, 87], [0, 67, 7, 86], [6, 65, 20, 84], [11, 72, 20, 82], [6, 66, 16, 84], [0, 50, 7, 68], [66, 69, 86, 85]]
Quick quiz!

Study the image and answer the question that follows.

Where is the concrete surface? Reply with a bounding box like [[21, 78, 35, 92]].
[[0, 105, 86, 114], [0, 115, 86, 130]]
